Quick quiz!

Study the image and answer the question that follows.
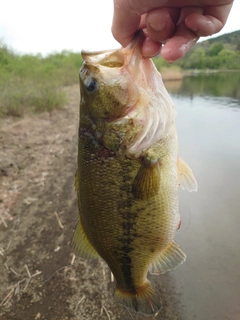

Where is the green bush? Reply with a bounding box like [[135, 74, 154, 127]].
[[175, 41, 240, 70], [0, 42, 82, 117], [0, 77, 68, 117]]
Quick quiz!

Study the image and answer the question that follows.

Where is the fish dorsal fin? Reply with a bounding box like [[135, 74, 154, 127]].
[[72, 220, 99, 260], [149, 240, 186, 275], [132, 158, 161, 200], [178, 157, 198, 192]]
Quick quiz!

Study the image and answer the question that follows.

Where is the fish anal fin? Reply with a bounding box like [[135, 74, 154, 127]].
[[149, 240, 186, 275], [114, 281, 161, 315], [72, 221, 99, 260], [178, 157, 198, 192], [132, 158, 160, 200]]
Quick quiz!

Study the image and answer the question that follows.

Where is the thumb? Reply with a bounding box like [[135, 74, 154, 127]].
[[112, 0, 141, 47]]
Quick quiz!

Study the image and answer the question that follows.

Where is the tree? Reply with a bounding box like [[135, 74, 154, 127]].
[[208, 43, 224, 56], [182, 47, 206, 69]]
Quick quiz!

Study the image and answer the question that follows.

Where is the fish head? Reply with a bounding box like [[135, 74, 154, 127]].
[[79, 46, 138, 121], [79, 31, 175, 155]]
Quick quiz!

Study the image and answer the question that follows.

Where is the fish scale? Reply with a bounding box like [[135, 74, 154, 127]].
[[72, 31, 197, 315]]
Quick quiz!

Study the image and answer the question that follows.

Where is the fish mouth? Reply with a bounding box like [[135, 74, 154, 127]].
[[81, 49, 121, 65], [81, 30, 145, 69]]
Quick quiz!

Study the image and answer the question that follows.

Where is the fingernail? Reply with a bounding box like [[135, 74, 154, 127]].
[[149, 21, 166, 32]]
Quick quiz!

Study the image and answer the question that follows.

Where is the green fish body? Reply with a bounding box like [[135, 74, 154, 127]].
[[72, 32, 197, 315]]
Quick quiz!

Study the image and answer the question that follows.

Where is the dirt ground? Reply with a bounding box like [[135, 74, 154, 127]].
[[0, 85, 183, 320]]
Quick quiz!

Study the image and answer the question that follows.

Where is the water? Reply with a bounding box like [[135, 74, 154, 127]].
[[157, 72, 240, 320]]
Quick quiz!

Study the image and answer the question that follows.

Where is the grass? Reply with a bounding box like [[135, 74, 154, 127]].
[[152, 56, 183, 81], [0, 77, 68, 116], [0, 41, 186, 118], [0, 42, 82, 117], [160, 66, 183, 81]]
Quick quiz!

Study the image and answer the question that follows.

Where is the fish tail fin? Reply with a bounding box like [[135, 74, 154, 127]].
[[114, 281, 161, 315]]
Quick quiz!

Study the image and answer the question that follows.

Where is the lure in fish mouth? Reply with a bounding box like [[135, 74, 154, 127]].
[[72, 30, 198, 315]]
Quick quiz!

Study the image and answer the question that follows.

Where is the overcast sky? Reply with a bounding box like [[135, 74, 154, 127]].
[[0, 0, 239, 56]]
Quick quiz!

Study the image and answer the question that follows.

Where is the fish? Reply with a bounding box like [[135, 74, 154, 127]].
[[72, 30, 198, 315]]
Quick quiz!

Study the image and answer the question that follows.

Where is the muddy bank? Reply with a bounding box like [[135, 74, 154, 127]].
[[0, 85, 184, 320]]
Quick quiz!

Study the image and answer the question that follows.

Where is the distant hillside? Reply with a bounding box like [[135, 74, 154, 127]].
[[154, 30, 240, 70], [196, 30, 240, 51]]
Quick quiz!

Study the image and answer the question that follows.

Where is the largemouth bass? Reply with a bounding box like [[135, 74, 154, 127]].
[[72, 31, 197, 315]]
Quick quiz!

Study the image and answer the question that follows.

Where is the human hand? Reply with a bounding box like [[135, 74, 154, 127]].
[[112, 0, 233, 62]]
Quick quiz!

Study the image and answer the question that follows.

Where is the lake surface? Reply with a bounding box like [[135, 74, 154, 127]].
[[153, 72, 240, 320]]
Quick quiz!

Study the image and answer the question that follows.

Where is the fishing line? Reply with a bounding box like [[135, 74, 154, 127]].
[[124, 306, 134, 320], [36, 264, 74, 285], [181, 204, 192, 233], [177, 196, 192, 234]]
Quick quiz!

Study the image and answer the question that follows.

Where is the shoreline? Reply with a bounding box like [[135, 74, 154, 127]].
[[161, 68, 240, 81]]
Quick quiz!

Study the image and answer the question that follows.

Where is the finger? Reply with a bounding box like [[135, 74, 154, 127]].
[[111, 0, 141, 47], [185, 13, 222, 36], [185, 3, 233, 36], [157, 6, 201, 62], [139, 13, 147, 29], [161, 23, 199, 62], [141, 37, 162, 58], [146, 8, 179, 43]]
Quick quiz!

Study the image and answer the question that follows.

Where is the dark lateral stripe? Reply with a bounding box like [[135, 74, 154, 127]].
[[120, 244, 135, 292], [119, 219, 137, 291], [118, 159, 140, 292]]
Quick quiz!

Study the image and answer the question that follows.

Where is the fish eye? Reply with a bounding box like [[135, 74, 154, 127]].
[[84, 77, 97, 93]]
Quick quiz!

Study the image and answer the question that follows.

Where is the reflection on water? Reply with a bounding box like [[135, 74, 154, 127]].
[[165, 71, 240, 102], [155, 72, 240, 320]]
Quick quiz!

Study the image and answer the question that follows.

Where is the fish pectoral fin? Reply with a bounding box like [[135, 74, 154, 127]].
[[149, 240, 186, 275], [114, 281, 161, 315], [72, 221, 99, 260], [178, 157, 198, 192], [132, 158, 161, 200]]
